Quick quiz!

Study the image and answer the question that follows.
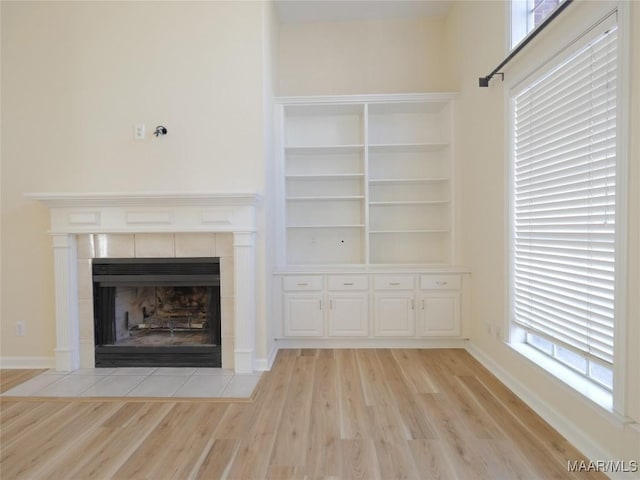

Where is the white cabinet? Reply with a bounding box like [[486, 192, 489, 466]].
[[328, 294, 369, 337], [374, 293, 415, 337], [327, 275, 369, 337], [418, 293, 460, 337], [276, 94, 455, 267], [283, 294, 324, 337], [418, 275, 461, 336], [277, 272, 466, 340], [373, 274, 415, 337], [282, 275, 324, 337]]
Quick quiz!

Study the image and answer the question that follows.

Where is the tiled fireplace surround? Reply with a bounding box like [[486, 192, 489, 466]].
[[77, 232, 234, 368], [30, 193, 261, 374]]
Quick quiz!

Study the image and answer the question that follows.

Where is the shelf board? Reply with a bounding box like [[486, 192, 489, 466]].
[[368, 200, 449, 206], [286, 173, 365, 181], [369, 229, 450, 234], [369, 177, 449, 184], [287, 224, 365, 229], [368, 143, 448, 153], [287, 196, 365, 201], [285, 145, 364, 155]]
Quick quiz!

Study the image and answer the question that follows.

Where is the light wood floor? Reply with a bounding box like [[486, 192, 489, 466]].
[[1, 349, 603, 479]]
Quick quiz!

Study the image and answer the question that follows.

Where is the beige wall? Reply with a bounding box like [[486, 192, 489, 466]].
[[1, 1, 269, 359], [279, 16, 451, 95], [447, 0, 640, 462]]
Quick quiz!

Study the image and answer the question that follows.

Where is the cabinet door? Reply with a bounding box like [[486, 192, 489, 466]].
[[284, 293, 324, 337], [418, 293, 460, 336], [328, 294, 369, 337], [374, 293, 415, 337]]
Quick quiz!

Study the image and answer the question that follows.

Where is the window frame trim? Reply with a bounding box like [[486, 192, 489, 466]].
[[505, 2, 629, 415]]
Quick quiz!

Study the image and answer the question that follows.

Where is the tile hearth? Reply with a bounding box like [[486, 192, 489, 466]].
[[2, 368, 261, 399]]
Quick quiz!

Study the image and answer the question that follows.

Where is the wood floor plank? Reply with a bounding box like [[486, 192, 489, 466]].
[[0, 401, 69, 448], [339, 436, 380, 480], [269, 355, 316, 467], [146, 403, 228, 479], [355, 348, 390, 407], [356, 350, 413, 443], [317, 348, 335, 359], [418, 350, 505, 440], [375, 349, 438, 439], [335, 349, 374, 439], [212, 403, 254, 439], [390, 349, 440, 394], [356, 350, 422, 477], [418, 393, 492, 480], [461, 360, 607, 479], [0, 400, 23, 422], [373, 433, 421, 479], [300, 348, 319, 357], [302, 355, 341, 478], [226, 432, 277, 479], [112, 402, 213, 479], [475, 438, 539, 480], [408, 438, 458, 480], [0, 369, 46, 393], [456, 373, 586, 479], [68, 403, 174, 480], [190, 438, 240, 479], [225, 351, 296, 479], [1, 402, 121, 479], [0, 351, 604, 480]]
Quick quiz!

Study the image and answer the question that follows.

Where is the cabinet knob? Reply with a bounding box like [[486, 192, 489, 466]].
[[390, 282, 401, 286], [436, 281, 448, 286], [343, 282, 354, 286], [297, 282, 309, 286]]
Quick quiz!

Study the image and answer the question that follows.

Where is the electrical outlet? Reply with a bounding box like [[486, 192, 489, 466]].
[[495, 325, 501, 340], [16, 321, 25, 337]]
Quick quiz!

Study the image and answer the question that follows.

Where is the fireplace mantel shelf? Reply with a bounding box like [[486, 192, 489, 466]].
[[26, 192, 262, 208], [27, 192, 262, 235], [30, 191, 260, 374]]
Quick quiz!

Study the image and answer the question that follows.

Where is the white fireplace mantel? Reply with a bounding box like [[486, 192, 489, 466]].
[[28, 192, 262, 374]]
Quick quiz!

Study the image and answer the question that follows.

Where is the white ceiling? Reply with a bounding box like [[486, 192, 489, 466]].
[[274, 0, 453, 24]]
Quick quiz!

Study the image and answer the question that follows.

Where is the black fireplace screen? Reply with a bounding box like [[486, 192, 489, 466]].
[[92, 258, 221, 367]]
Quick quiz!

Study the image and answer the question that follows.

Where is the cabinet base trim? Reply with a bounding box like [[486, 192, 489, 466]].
[[273, 338, 469, 349]]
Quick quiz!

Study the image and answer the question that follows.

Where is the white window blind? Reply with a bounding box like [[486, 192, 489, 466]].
[[513, 25, 617, 365]]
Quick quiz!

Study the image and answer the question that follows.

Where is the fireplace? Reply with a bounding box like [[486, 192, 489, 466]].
[[29, 192, 261, 373], [92, 258, 221, 367]]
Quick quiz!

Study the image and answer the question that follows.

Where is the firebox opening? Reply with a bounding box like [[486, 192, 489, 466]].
[[93, 258, 221, 368]]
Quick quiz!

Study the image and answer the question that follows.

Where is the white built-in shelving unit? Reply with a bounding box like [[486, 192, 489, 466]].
[[273, 93, 468, 344], [277, 94, 455, 266]]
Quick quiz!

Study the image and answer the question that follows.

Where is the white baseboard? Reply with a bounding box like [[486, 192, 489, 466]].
[[273, 337, 469, 350], [0, 356, 55, 369], [255, 345, 279, 372], [465, 343, 638, 480]]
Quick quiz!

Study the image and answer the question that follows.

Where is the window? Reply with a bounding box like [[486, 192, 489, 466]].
[[511, 0, 564, 48], [531, 0, 561, 29], [510, 21, 618, 400]]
